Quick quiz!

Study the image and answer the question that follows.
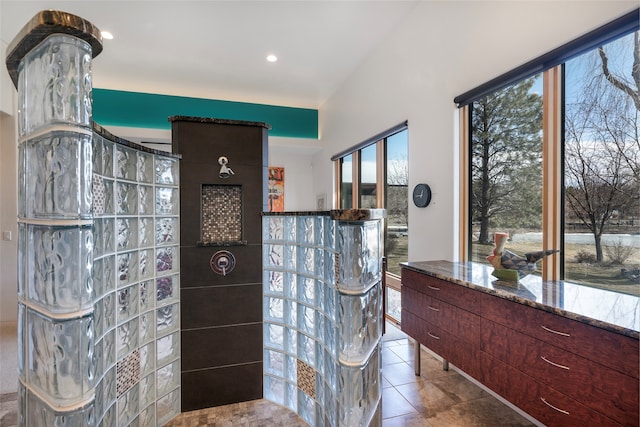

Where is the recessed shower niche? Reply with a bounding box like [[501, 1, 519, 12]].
[[201, 184, 243, 244]]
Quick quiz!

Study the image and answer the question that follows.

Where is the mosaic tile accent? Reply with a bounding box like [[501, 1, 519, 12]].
[[93, 174, 106, 216], [116, 349, 141, 397], [201, 185, 242, 243], [296, 359, 316, 399]]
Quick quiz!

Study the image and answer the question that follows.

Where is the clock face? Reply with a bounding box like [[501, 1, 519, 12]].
[[412, 184, 431, 208]]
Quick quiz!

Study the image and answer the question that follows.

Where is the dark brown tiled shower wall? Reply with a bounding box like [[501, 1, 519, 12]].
[[171, 117, 269, 412]]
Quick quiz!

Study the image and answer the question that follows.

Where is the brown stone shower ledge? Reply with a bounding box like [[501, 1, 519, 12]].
[[93, 122, 181, 159], [196, 240, 248, 247], [5, 9, 104, 88], [169, 115, 272, 130]]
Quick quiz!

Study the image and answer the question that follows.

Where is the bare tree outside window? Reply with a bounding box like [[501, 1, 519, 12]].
[[564, 31, 639, 291], [386, 155, 409, 226], [385, 131, 408, 277]]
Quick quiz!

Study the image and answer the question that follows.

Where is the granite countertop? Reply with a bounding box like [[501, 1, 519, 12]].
[[401, 260, 640, 339], [262, 209, 386, 221]]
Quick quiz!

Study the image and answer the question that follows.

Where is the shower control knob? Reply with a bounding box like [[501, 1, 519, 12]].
[[210, 250, 236, 276]]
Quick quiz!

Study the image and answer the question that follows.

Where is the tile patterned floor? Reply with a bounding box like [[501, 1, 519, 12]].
[[0, 323, 535, 426], [380, 335, 534, 426], [164, 399, 308, 427]]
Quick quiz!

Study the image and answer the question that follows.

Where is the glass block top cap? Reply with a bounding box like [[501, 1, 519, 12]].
[[5, 9, 104, 88]]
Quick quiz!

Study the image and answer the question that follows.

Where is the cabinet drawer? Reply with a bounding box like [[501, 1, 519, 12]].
[[402, 310, 448, 358], [402, 311, 481, 379], [480, 291, 639, 378], [481, 352, 623, 427], [402, 286, 480, 345], [482, 319, 638, 426], [402, 269, 479, 314]]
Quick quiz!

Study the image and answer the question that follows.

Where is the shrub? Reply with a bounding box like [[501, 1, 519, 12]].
[[575, 250, 596, 264], [605, 240, 633, 265]]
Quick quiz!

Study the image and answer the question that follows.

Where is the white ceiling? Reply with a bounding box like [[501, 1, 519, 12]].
[[1, 0, 419, 109]]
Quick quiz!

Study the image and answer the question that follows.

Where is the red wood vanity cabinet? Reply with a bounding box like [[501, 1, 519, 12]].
[[401, 267, 639, 427]]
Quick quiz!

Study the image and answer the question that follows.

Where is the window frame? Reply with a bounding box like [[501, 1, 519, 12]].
[[460, 66, 563, 281], [333, 124, 409, 324], [333, 122, 409, 216], [460, 13, 639, 285]]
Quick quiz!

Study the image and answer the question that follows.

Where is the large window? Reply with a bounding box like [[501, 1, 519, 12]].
[[470, 75, 544, 267], [563, 31, 639, 293], [384, 130, 408, 322], [463, 15, 639, 296], [385, 131, 409, 277], [334, 125, 409, 322]]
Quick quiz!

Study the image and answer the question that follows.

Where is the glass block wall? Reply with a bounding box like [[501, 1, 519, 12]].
[[263, 211, 384, 427], [10, 13, 181, 427], [91, 132, 181, 426], [16, 31, 98, 427]]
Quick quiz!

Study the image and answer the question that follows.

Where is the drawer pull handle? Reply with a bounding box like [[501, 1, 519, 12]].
[[541, 355, 570, 370], [427, 285, 440, 291], [427, 332, 441, 340], [428, 306, 440, 312], [540, 397, 570, 415], [541, 325, 571, 337]]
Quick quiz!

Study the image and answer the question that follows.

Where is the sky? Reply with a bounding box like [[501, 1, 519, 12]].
[[341, 129, 407, 184]]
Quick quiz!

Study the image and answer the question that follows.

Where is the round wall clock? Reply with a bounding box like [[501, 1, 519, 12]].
[[412, 183, 432, 208]]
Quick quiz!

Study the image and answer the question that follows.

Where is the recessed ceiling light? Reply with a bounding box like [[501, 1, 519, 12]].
[[266, 54, 278, 63], [101, 31, 114, 40]]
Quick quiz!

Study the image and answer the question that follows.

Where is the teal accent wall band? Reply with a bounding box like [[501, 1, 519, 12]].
[[92, 89, 319, 139]]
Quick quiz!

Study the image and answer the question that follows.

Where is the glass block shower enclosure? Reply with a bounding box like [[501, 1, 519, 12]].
[[7, 10, 181, 426], [262, 210, 385, 427]]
